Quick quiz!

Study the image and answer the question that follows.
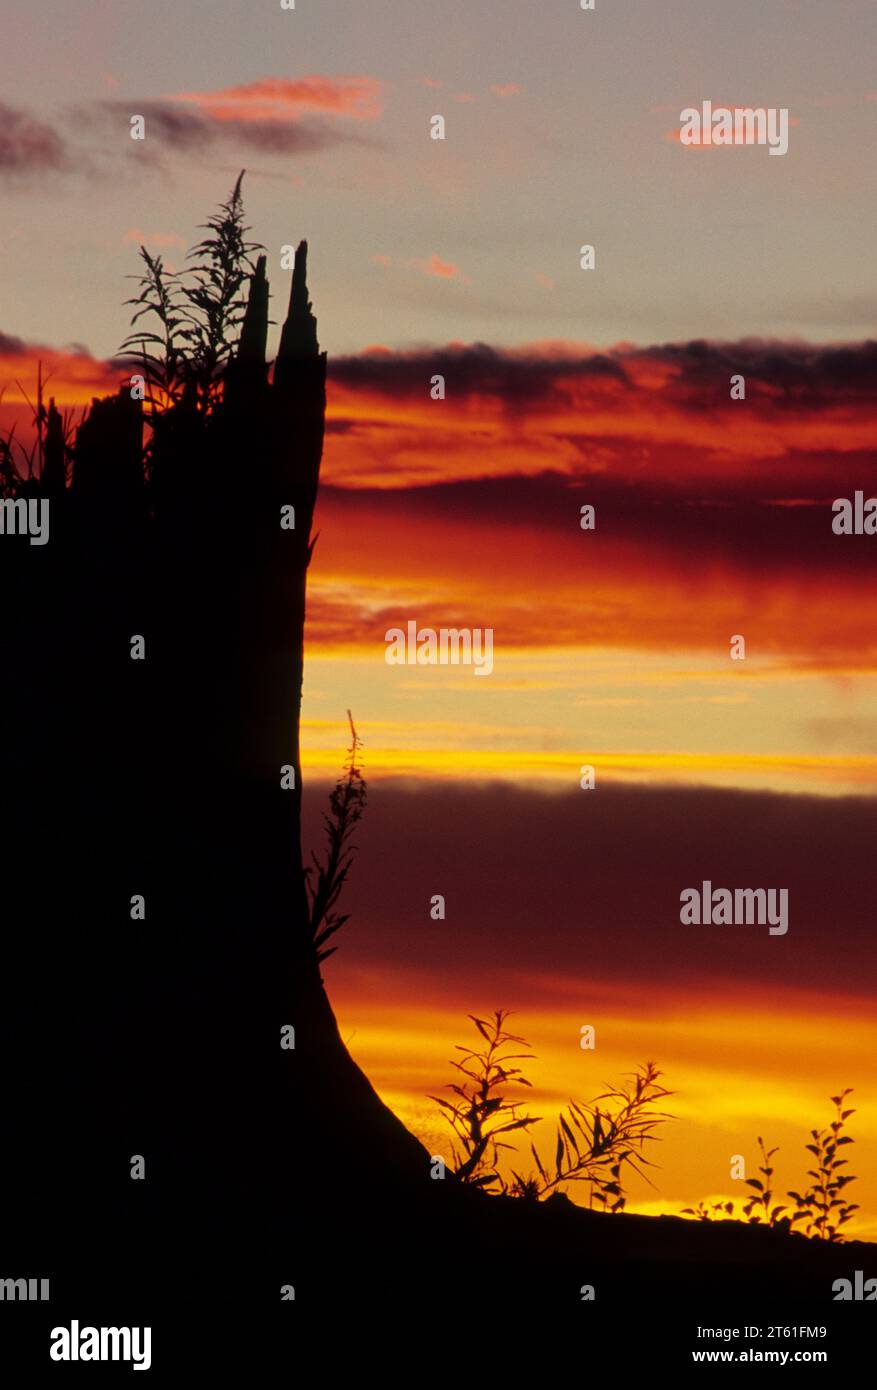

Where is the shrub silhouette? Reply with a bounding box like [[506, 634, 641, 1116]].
[[428, 1010, 539, 1187], [684, 1200, 736, 1222], [431, 1013, 673, 1207], [1, 364, 78, 490], [683, 1090, 858, 1241]]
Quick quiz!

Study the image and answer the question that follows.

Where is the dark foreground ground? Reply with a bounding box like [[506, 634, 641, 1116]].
[[2, 1181, 874, 1375]]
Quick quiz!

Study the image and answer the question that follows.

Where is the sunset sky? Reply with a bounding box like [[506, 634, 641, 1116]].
[[3, 0, 876, 1233]]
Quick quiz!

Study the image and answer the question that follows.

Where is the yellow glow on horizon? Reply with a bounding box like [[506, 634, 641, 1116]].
[[300, 740, 877, 794], [300, 644, 877, 795]]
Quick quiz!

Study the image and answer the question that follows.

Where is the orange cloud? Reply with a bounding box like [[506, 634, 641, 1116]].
[[169, 76, 383, 124], [0, 337, 124, 468], [489, 83, 522, 98], [664, 103, 801, 146], [0, 338, 120, 409], [304, 331, 877, 683], [408, 253, 466, 280]]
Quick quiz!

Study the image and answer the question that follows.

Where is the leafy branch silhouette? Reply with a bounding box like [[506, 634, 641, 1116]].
[[305, 712, 367, 964], [521, 1061, 673, 1210], [740, 1137, 790, 1229], [787, 1089, 858, 1240]]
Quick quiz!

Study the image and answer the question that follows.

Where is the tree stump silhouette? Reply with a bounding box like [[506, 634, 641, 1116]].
[[2, 237, 433, 1312]]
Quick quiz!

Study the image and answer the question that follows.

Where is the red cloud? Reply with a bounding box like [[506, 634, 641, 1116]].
[[324, 338, 877, 490], [169, 76, 383, 124]]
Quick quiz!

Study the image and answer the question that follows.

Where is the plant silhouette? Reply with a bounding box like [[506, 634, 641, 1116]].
[[429, 1010, 539, 1187], [788, 1090, 859, 1240], [683, 1091, 859, 1242], [305, 711, 368, 963], [432, 1013, 673, 1209], [741, 1137, 790, 1229], [120, 172, 264, 420], [524, 1060, 673, 1210]]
